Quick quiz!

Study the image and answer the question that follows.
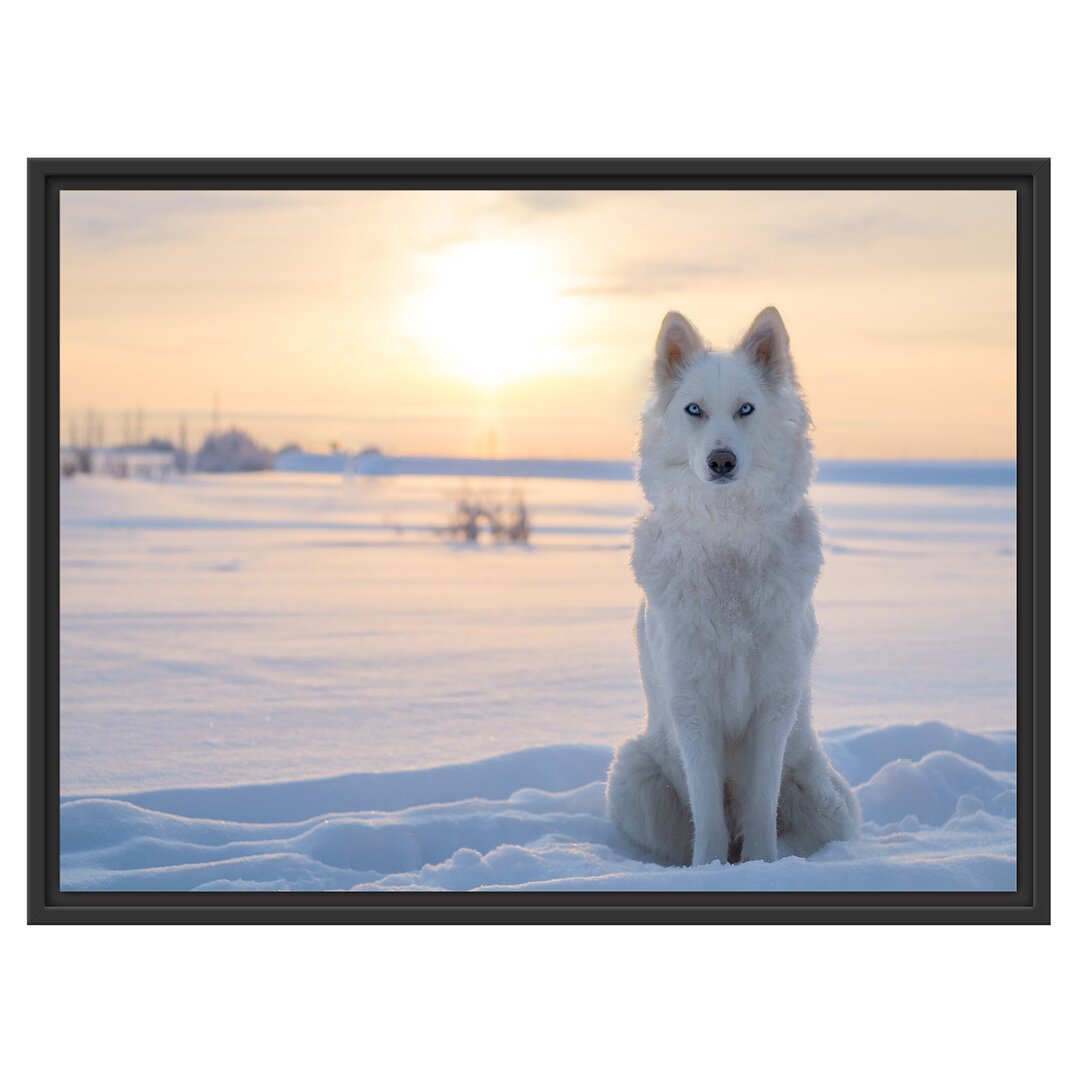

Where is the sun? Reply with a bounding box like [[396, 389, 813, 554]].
[[409, 240, 570, 389]]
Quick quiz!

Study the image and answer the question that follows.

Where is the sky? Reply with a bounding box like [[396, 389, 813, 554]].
[[60, 188, 1016, 460]]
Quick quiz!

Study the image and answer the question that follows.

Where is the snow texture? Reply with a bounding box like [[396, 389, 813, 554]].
[[59, 465, 1016, 891], [60, 726, 1015, 891]]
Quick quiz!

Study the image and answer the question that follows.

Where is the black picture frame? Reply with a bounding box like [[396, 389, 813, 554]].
[[28, 158, 1050, 924]]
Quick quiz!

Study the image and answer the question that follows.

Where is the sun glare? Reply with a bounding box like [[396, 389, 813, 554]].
[[409, 240, 570, 389]]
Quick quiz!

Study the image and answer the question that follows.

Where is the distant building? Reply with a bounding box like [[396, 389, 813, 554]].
[[194, 428, 274, 472], [114, 437, 176, 454]]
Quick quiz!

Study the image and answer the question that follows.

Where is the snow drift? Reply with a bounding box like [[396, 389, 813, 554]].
[[60, 722, 1015, 892]]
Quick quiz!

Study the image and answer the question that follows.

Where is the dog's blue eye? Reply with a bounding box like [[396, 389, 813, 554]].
[[738, 403, 755, 417], [685, 403, 702, 417]]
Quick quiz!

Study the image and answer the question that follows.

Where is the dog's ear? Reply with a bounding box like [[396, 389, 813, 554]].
[[739, 307, 792, 379], [655, 312, 704, 381]]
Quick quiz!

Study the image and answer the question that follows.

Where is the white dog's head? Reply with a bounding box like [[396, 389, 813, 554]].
[[637, 308, 813, 518]]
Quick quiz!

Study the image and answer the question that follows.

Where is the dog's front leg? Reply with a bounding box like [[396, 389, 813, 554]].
[[671, 700, 729, 866], [739, 696, 799, 863]]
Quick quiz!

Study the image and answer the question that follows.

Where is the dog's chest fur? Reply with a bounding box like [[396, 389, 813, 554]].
[[632, 499, 822, 734]]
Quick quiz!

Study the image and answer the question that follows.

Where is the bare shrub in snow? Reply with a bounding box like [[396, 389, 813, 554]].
[[446, 489, 530, 544]]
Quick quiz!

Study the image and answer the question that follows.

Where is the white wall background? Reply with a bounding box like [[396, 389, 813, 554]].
[[2, 3, 1070, 1077]]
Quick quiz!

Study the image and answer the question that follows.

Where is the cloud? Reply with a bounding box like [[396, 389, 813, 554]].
[[776, 212, 912, 249], [509, 190, 594, 216], [61, 190, 319, 248], [562, 257, 744, 297]]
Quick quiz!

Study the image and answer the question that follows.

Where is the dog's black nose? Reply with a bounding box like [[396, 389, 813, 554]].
[[707, 448, 737, 477]]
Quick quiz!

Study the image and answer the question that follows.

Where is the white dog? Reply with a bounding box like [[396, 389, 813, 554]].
[[606, 308, 860, 866]]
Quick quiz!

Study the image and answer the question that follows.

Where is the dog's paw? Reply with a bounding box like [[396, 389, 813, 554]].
[[691, 835, 731, 867], [738, 833, 779, 864]]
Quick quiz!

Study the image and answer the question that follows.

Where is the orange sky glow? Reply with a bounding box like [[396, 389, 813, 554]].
[[60, 188, 1016, 460]]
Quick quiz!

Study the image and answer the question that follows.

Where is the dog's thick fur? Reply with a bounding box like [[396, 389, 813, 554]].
[[606, 309, 859, 865]]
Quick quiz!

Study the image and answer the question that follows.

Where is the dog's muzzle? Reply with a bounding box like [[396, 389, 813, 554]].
[[707, 448, 737, 480]]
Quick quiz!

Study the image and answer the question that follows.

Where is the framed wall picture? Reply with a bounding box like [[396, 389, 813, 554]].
[[27, 158, 1049, 923]]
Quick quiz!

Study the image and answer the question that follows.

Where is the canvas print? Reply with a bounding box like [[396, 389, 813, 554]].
[[58, 189, 1017, 892]]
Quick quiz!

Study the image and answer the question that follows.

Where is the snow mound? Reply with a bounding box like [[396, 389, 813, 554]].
[[61, 723, 1015, 892], [856, 749, 1015, 828], [825, 722, 1015, 785], [94, 744, 614, 823]]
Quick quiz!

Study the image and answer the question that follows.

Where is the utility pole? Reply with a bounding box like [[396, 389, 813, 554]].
[[178, 416, 189, 474]]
